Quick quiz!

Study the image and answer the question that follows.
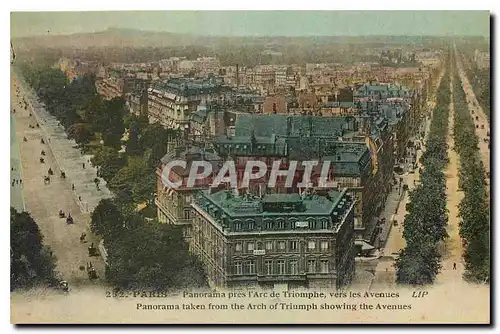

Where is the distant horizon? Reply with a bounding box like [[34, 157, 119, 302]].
[[11, 26, 491, 39], [11, 11, 490, 39]]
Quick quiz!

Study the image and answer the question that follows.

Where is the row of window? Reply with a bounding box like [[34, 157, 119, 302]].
[[233, 220, 330, 231], [234, 259, 329, 275], [235, 240, 330, 253]]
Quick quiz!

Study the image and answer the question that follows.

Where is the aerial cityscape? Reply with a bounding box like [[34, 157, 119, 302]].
[[10, 11, 490, 324]]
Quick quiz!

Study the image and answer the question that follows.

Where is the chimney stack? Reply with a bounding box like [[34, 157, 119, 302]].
[[236, 64, 239, 88]]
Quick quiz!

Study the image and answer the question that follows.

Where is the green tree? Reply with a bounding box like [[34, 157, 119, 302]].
[[139, 123, 179, 167], [82, 96, 102, 130], [67, 123, 94, 149], [90, 199, 124, 239], [396, 242, 442, 285], [96, 98, 126, 149], [126, 121, 142, 156], [109, 156, 149, 204], [91, 146, 125, 182], [105, 220, 208, 290], [451, 66, 490, 284], [10, 208, 57, 290]]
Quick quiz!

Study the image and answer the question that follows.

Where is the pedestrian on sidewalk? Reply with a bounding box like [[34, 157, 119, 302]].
[[453, 262, 457, 270], [19, 179, 22, 185], [78, 196, 82, 202], [72, 183, 75, 191], [83, 163, 85, 169]]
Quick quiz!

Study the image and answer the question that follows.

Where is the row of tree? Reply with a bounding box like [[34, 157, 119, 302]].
[[451, 62, 490, 284], [11, 208, 58, 291], [459, 50, 490, 122], [395, 57, 451, 285], [20, 63, 127, 150]]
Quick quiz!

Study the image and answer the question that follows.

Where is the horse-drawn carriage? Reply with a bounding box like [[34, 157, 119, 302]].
[[87, 262, 98, 279], [88, 243, 98, 257], [66, 214, 74, 225], [41, 150, 45, 156], [59, 210, 65, 218], [39, 157, 45, 163], [60, 171, 66, 179], [48, 168, 54, 176], [59, 280, 70, 293]]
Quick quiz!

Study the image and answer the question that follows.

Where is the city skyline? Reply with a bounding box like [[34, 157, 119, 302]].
[[11, 11, 490, 38]]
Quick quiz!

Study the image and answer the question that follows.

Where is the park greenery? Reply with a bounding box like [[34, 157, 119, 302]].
[[451, 61, 490, 284], [91, 199, 208, 290], [11, 208, 58, 291], [395, 56, 451, 285], [19, 63, 205, 290]]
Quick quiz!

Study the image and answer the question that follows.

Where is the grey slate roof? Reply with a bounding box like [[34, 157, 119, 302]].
[[235, 114, 348, 138]]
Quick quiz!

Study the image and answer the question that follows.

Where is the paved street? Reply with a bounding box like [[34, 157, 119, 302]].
[[11, 73, 106, 288], [435, 75, 464, 283]]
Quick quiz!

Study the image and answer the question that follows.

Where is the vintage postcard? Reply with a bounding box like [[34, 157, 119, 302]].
[[9, 10, 490, 324]]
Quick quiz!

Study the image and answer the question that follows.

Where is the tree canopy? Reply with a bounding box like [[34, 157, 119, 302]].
[[451, 54, 490, 284], [92, 199, 208, 290], [396, 52, 451, 285], [10, 208, 58, 290]]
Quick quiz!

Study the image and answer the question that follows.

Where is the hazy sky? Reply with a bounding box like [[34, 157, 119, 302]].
[[11, 11, 490, 38]]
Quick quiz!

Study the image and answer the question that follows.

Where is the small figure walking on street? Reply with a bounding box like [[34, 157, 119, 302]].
[[83, 163, 85, 169], [72, 183, 75, 191], [78, 196, 82, 201], [453, 262, 457, 270]]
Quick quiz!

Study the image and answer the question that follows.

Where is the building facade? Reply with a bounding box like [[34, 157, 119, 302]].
[[147, 76, 225, 129], [155, 147, 222, 227], [190, 189, 356, 289]]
